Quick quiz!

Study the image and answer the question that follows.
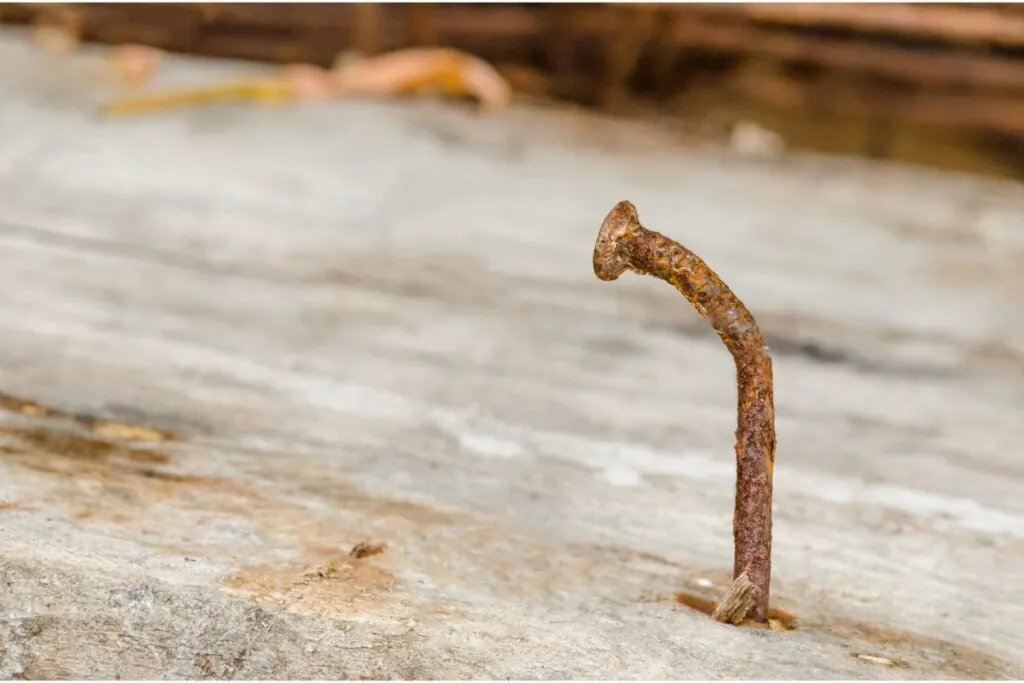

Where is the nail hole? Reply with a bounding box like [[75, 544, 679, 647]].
[[674, 591, 799, 631]]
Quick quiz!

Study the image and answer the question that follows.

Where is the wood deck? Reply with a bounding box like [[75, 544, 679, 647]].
[[1, 32, 1023, 678]]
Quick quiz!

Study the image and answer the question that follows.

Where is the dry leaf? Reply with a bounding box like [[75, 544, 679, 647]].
[[100, 46, 512, 117], [330, 47, 512, 113], [100, 78, 291, 116]]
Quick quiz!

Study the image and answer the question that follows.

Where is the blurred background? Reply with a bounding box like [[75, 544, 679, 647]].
[[2, 1, 1023, 178]]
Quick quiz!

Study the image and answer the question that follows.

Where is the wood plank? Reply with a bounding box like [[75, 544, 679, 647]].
[[1, 32, 1023, 678], [690, 3, 1024, 47]]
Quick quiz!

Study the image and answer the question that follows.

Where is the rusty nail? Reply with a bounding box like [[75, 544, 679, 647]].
[[593, 200, 776, 624]]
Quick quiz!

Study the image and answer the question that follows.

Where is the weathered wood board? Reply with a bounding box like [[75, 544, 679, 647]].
[[1, 31, 1023, 679]]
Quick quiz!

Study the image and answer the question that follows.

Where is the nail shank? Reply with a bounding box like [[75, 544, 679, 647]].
[[592, 200, 776, 623]]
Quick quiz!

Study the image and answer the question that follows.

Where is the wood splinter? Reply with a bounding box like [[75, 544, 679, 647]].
[[710, 572, 756, 625], [593, 200, 776, 624]]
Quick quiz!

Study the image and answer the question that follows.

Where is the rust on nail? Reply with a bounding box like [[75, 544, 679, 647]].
[[593, 200, 776, 623]]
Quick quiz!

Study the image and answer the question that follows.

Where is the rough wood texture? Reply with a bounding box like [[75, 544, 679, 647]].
[[711, 573, 757, 626], [1, 33, 1024, 679]]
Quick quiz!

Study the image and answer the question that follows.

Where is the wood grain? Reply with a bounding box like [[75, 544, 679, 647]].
[[0, 34, 1022, 679]]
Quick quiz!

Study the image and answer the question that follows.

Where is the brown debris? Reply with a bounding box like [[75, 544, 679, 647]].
[[0, 391, 193, 497], [593, 200, 776, 624], [0, 392, 174, 442], [226, 554, 397, 619], [675, 590, 798, 631], [348, 540, 388, 559], [328, 47, 512, 114], [99, 77, 292, 117], [0, 393, 57, 417], [99, 46, 511, 118], [87, 420, 169, 442]]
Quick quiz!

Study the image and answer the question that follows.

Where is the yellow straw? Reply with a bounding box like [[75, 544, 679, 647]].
[[100, 77, 293, 117]]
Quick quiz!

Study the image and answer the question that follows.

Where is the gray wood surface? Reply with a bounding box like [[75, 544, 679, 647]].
[[1, 31, 1023, 679]]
